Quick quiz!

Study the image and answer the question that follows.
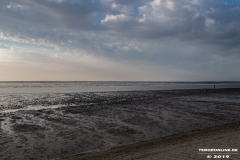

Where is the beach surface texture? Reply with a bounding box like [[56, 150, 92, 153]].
[[1, 88, 240, 159], [59, 121, 240, 160]]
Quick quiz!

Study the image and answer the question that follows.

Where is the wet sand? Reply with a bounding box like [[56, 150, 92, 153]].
[[1, 89, 240, 159], [60, 121, 240, 160]]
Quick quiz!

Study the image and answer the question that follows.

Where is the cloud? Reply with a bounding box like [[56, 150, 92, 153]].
[[101, 14, 131, 23], [1, 0, 239, 50], [0, 0, 240, 80], [0, 43, 9, 49]]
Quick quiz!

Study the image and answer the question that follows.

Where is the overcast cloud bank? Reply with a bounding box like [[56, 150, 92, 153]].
[[0, 0, 240, 81]]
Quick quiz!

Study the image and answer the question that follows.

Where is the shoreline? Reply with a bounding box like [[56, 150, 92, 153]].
[[56, 121, 240, 160]]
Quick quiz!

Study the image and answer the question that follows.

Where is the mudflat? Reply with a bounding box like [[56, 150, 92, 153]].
[[1, 89, 240, 159]]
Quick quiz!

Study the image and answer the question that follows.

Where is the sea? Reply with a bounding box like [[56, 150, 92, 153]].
[[0, 81, 240, 95]]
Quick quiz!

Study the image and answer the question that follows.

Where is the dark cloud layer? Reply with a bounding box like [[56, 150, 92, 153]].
[[1, 0, 239, 43], [0, 0, 240, 80]]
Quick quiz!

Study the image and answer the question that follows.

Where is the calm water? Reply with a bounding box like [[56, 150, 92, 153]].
[[0, 81, 240, 95]]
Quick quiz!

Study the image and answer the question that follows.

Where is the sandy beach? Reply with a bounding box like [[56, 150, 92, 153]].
[[60, 121, 240, 160], [1, 88, 240, 159]]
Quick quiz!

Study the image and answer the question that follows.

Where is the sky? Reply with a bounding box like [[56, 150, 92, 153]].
[[0, 0, 240, 81]]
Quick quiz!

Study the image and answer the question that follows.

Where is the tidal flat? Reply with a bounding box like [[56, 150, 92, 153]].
[[0, 89, 240, 159]]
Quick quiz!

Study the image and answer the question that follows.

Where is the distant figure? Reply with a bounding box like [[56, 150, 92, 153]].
[[205, 89, 208, 95], [214, 85, 215, 89]]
